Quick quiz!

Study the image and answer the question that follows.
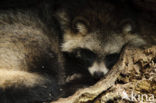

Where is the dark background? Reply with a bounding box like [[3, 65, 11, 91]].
[[0, 0, 40, 9], [0, 0, 155, 18]]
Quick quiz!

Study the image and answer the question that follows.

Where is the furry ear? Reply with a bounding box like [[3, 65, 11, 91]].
[[76, 22, 88, 34], [122, 23, 132, 33], [121, 19, 135, 34], [55, 10, 69, 28], [72, 17, 88, 35]]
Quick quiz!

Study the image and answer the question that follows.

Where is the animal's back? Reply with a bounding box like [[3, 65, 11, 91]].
[[0, 10, 62, 103]]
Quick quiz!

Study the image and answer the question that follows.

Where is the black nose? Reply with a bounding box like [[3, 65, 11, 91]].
[[93, 72, 104, 79]]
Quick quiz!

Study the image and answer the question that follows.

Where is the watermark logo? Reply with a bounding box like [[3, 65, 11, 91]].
[[121, 90, 155, 102]]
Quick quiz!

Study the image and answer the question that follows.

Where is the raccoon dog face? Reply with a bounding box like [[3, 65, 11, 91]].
[[57, 0, 146, 79]]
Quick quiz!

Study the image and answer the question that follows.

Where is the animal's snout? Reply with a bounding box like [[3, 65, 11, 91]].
[[88, 61, 108, 79], [93, 71, 104, 80]]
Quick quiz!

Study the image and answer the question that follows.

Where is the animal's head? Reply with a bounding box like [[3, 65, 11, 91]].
[[56, 0, 146, 79]]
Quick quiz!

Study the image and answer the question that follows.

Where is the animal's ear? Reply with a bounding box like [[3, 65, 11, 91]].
[[72, 17, 89, 35], [121, 19, 135, 34], [55, 10, 69, 27]]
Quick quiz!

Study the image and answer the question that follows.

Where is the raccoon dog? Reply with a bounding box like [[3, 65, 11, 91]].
[[0, 0, 150, 102], [56, 0, 147, 81], [0, 10, 64, 103]]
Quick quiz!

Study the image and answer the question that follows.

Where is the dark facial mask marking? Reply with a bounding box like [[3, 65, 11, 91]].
[[105, 53, 120, 69]]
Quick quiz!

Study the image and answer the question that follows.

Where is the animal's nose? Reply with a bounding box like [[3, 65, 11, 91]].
[[93, 72, 104, 79]]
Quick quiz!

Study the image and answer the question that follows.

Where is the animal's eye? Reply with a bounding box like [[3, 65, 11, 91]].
[[74, 48, 96, 63], [105, 53, 120, 69]]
